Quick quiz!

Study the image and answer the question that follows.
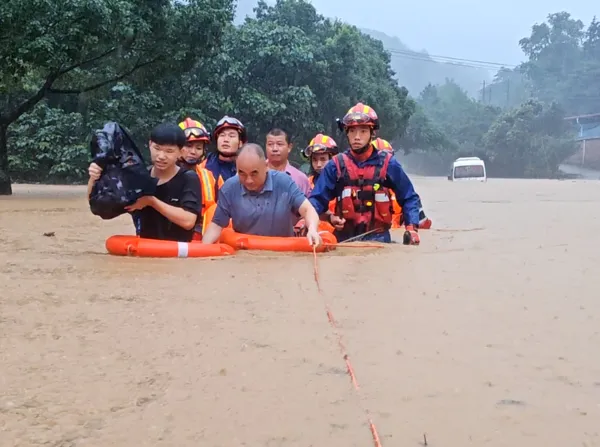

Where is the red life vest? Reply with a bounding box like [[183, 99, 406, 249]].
[[332, 151, 394, 232]]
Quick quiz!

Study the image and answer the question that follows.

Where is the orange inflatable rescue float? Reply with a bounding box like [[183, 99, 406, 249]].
[[220, 228, 337, 252], [105, 235, 235, 258]]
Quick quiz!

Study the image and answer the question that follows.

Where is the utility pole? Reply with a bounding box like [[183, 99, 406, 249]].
[[506, 79, 510, 108], [482, 80, 486, 103]]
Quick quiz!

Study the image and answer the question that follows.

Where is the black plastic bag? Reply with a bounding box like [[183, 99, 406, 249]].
[[88, 122, 157, 219]]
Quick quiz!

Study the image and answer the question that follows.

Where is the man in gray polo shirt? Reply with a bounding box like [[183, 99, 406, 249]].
[[201, 143, 322, 246]]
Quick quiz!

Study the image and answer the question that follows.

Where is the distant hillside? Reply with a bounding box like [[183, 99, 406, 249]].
[[362, 29, 490, 98], [235, 0, 490, 98]]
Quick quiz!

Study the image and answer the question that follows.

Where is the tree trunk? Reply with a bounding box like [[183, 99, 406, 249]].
[[0, 124, 12, 195]]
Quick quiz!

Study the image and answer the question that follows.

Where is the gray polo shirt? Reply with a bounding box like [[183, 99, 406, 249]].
[[212, 170, 307, 237]]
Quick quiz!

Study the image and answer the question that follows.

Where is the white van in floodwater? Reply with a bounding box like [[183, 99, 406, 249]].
[[448, 157, 487, 181]]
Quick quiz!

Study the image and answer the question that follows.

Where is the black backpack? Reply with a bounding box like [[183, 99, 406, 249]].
[[88, 122, 157, 220]]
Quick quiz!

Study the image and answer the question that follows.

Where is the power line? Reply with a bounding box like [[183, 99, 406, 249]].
[[387, 48, 518, 68], [383, 47, 518, 71], [386, 51, 504, 70], [386, 50, 514, 71]]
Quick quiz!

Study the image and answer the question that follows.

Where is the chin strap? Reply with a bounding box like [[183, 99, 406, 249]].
[[182, 157, 202, 166], [350, 143, 371, 155]]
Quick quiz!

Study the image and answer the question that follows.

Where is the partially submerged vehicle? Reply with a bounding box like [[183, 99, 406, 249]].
[[448, 157, 487, 181]]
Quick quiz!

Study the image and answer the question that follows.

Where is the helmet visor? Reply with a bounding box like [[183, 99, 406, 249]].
[[184, 127, 208, 140], [216, 117, 243, 128], [304, 144, 335, 158], [342, 112, 374, 128]]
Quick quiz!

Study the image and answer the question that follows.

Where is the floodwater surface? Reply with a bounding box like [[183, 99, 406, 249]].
[[0, 179, 599, 446]]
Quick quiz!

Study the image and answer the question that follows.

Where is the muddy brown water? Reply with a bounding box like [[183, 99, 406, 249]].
[[1, 179, 599, 446]]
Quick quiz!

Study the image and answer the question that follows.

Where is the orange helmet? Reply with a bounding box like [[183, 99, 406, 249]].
[[213, 115, 247, 144], [337, 102, 380, 132], [302, 133, 338, 159], [371, 137, 394, 154], [179, 117, 210, 143]]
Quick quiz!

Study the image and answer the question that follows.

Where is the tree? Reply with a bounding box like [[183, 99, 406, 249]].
[[483, 100, 577, 177], [198, 0, 417, 156], [517, 12, 600, 115], [417, 80, 501, 156], [0, 0, 234, 194], [397, 106, 454, 154], [2, 0, 427, 184]]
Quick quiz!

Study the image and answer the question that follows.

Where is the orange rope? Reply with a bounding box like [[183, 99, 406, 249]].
[[312, 246, 383, 447], [324, 243, 385, 249]]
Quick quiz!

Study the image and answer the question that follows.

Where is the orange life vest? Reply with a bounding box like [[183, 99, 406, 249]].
[[332, 151, 394, 233], [390, 191, 402, 228], [199, 159, 225, 193], [193, 166, 217, 238], [195, 166, 216, 210]]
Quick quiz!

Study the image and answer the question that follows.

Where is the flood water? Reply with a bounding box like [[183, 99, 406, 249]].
[[1, 179, 599, 446]]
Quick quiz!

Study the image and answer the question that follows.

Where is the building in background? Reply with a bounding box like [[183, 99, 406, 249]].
[[563, 113, 600, 169]]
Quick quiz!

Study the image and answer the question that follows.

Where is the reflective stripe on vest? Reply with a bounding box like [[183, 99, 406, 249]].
[[197, 168, 215, 206], [200, 158, 225, 194], [374, 192, 388, 202]]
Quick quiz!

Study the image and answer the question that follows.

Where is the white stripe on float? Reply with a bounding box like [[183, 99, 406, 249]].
[[177, 242, 189, 258]]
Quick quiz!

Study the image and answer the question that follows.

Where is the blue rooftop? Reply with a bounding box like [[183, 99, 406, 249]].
[[565, 113, 600, 141], [575, 123, 600, 141]]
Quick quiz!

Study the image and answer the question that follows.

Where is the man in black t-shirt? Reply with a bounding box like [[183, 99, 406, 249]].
[[88, 123, 202, 242]]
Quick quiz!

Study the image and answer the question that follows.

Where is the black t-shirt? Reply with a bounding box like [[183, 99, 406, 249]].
[[135, 168, 202, 242]]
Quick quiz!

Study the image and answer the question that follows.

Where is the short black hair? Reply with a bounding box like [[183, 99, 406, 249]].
[[266, 128, 290, 144], [150, 122, 186, 148], [237, 143, 266, 159]]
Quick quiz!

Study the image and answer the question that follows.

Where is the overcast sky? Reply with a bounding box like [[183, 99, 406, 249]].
[[239, 0, 597, 65]]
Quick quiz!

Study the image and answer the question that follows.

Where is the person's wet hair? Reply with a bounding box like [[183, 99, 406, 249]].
[[237, 143, 266, 159], [266, 128, 290, 144], [150, 123, 187, 149]]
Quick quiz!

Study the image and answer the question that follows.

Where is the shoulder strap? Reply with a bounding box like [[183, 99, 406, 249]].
[[374, 151, 392, 182], [332, 153, 345, 180]]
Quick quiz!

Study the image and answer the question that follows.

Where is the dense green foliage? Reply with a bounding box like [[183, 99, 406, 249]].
[[0, 0, 234, 193], [0, 2, 596, 193], [483, 100, 576, 177], [1, 0, 415, 193]]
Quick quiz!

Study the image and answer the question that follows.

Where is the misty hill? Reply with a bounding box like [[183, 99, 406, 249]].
[[362, 29, 490, 98]]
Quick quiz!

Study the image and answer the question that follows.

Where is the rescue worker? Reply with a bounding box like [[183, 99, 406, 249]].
[[371, 137, 432, 230], [303, 133, 339, 189], [178, 117, 217, 240], [200, 115, 247, 193], [301, 133, 339, 233], [309, 103, 422, 245]]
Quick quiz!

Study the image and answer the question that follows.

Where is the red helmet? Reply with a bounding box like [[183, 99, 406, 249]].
[[179, 117, 210, 143], [371, 137, 394, 154], [337, 102, 380, 132], [213, 115, 247, 144], [302, 133, 338, 159]]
